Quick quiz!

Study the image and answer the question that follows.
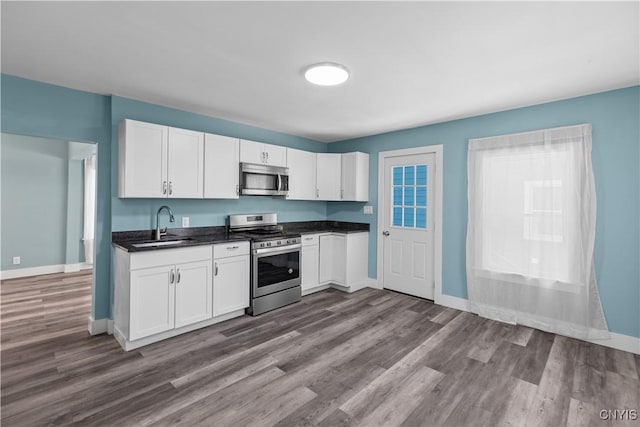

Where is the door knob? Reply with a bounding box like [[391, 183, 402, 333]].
[[382, 231, 390, 236]]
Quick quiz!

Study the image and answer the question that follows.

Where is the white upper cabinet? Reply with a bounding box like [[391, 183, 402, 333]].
[[240, 139, 287, 167], [316, 153, 342, 200], [341, 152, 369, 202], [119, 120, 168, 198], [119, 119, 204, 198], [204, 133, 239, 199], [286, 148, 317, 200], [167, 127, 204, 198]]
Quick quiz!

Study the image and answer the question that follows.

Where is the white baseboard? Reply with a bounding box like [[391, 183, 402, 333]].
[[64, 262, 93, 273], [585, 332, 640, 355], [368, 284, 640, 356], [2, 263, 92, 280], [88, 316, 110, 335]]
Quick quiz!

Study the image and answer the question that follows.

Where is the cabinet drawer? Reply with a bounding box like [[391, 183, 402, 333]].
[[301, 234, 321, 246], [213, 241, 250, 258], [130, 245, 212, 270]]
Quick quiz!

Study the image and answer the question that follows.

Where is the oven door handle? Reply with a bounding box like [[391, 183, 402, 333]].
[[253, 244, 301, 256]]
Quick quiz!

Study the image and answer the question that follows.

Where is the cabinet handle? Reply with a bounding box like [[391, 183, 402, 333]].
[[176, 268, 181, 284], [227, 246, 239, 250], [316, 189, 319, 199], [261, 152, 265, 163], [236, 184, 239, 196], [341, 189, 344, 199], [304, 237, 314, 241], [163, 181, 167, 195], [214, 263, 218, 276], [266, 152, 269, 162], [168, 181, 173, 195], [170, 269, 175, 284]]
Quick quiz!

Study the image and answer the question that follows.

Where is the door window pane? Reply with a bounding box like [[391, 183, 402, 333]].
[[404, 208, 414, 227], [393, 207, 402, 226], [404, 187, 414, 206], [416, 187, 426, 207], [393, 187, 403, 205], [416, 165, 427, 185], [416, 208, 427, 229], [404, 166, 415, 185], [393, 167, 403, 185]]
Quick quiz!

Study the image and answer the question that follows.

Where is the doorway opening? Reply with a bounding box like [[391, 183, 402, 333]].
[[0, 133, 97, 347]]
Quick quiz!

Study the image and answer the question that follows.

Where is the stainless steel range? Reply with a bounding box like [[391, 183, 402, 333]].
[[228, 213, 301, 315]]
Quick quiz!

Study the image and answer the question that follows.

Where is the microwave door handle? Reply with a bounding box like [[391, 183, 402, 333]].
[[277, 173, 281, 192]]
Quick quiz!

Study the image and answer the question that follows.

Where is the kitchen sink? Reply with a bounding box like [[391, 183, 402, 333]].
[[132, 239, 192, 248]]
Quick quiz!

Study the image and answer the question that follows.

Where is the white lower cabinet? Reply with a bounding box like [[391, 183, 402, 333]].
[[213, 242, 250, 317], [318, 232, 369, 291], [114, 243, 248, 351]]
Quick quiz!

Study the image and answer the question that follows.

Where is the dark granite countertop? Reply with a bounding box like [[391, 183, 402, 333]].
[[112, 221, 370, 253], [111, 226, 248, 253]]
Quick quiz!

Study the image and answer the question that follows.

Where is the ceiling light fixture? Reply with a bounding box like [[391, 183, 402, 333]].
[[304, 62, 350, 86]]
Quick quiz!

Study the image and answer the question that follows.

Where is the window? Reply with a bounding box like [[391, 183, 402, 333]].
[[392, 164, 427, 229], [466, 124, 609, 340]]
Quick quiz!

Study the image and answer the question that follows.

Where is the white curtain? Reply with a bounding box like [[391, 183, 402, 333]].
[[83, 155, 96, 264], [466, 124, 609, 340]]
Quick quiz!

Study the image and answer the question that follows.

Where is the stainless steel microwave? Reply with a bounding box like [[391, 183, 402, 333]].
[[240, 163, 289, 196]]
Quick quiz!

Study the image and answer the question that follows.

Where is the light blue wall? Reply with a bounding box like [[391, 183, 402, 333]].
[[1, 74, 112, 320], [328, 86, 640, 338], [1, 134, 69, 269], [3, 74, 637, 338], [110, 96, 329, 233]]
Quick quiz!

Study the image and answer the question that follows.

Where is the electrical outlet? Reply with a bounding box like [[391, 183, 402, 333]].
[[363, 206, 374, 215], [182, 217, 190, 227], [12, 256, 21, 265]]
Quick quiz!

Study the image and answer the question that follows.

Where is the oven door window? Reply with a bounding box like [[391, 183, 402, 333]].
[[257, 251, 300, 288]]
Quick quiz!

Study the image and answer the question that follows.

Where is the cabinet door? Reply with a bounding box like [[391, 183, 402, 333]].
[[167, 127, 204, 198], [319, 235, 333, 284], [119, 119, 168, 198], [130, 265, 175, 340], [316, 153, 342, 200], [204, 134, 239, 198], [301, 244, 320, 291], [342, 152, 369, 202], [240, 139, 264, 164], [213, 255, 250, 317], [331, 235, 347, 285], [287, 148, 317, 200], [174, 260, 212, 328], [263, 143, 287, 167]]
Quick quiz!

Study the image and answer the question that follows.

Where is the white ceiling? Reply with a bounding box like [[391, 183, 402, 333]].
[[1, 2, 638, 143]]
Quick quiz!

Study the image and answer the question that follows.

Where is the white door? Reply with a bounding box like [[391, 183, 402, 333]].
[[316, 153, 341, 200], [174, 260, 212, 328], [167, 127, 204, 198], [213, 255, 250, 316], [130, 265, 175, 340], [204, 133, 239, 199], [287, 148, 317, 200], [382, 153, 435, 299]]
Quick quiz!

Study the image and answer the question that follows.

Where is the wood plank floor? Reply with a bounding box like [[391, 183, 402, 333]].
[[2, 271, 639, 426]]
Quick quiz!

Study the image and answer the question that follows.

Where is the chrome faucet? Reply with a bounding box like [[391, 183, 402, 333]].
[[155, 205, 175, 240]]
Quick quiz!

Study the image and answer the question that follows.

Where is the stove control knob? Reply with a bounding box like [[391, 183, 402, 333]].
[[267, 242, 271, 247], [287, 239, 291, 244]]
